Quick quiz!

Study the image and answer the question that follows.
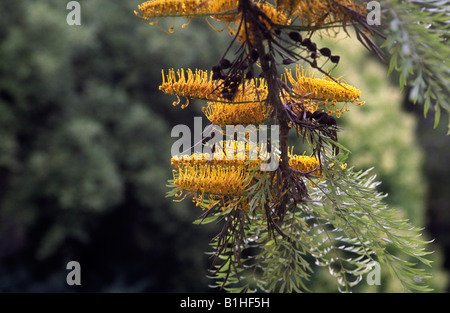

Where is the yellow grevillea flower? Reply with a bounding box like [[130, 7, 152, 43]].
[[172, 144, 322, 178], [288, 152, 322, 176], [203, 100, 271, 126], [171, 147, 326, 211], [159, 68, 268, 107], [172, 153, 260, 168], [160, 66, 361, 117], [174, 164, 252, 195], [210, 0, 240, 22], [171, 140, 266, 168], [284, 65, 363, 116], [135, 0, 243, 21], [159, 68, 222, 106], [285, 66, 362, 103], [277, 0, 366, 36], [135, 0, 212, 20], [259, 1, 291, 26], [172, 141, 268, 211], [202, 80, 269, 125], [234, 1, 291, 43]]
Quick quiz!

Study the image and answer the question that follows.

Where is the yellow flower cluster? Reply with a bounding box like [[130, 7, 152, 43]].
[[285, 66, 361, 103], [172, 149, 322, 197], [284, 65, 363, 116], [159, 68, 222, 107], [201, 80, 269, 125], [135, 0, 293, 39], [171, 141, 266, 211], [160, 69, 268, 102], [203, 100, 270, 126], [233, 1, 291, 43], [171, 140, 326, 211], [209, 0, 240, 22], [160, 68, 272, 123], [174, 164, 252, 195], [288, 153, 321, 176], [276, 0, 366, 36], [171, 140, 263, 169], [160, 65, 363, 121], [135, 0, 212, 19], [134, 0, 241, 26]]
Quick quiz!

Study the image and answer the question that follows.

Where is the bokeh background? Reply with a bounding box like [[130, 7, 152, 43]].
[[0, 0, 448, 292]]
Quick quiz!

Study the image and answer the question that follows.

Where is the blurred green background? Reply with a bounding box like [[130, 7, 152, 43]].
[[0, 0, 448, 292]]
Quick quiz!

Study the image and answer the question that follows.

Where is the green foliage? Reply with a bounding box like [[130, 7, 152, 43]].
[[0, 0, 227, 292], [382, 0, 450, 133], [319, 33, 426, 225], [203, 151, 432, 292]]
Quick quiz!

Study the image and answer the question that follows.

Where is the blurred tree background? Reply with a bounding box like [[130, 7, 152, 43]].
[[0, 0, 448, 292]]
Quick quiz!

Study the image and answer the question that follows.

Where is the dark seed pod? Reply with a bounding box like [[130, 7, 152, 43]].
[[301, 38, 311, 47], [330, 55, 340, 64], [311, 111, 327, 120], [310, 52, 317, 59], [288, 31, 302, 42], [311, 59, 317, 68], [219, 58, 232, 69], [307, 42, 317, 52], [212, 65, 221, 73], [319, 47, 331, 57]]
